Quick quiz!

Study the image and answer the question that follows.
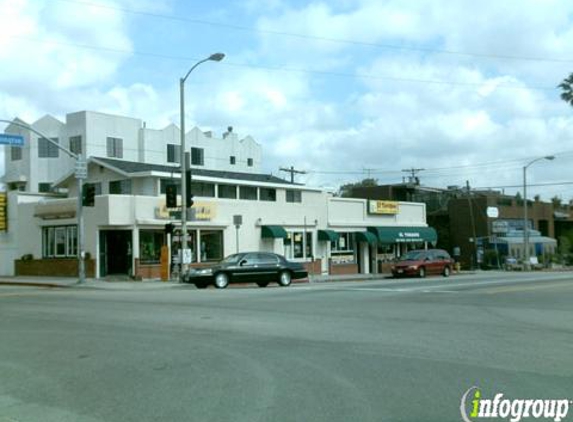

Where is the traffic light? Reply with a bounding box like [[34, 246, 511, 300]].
[[82, 184, 96, 207], [185, 169, 194, 208], [164, 223, 174, 235], [165, 184, 177, 208]]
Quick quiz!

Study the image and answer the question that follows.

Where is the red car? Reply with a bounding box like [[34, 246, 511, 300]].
[[391, 249, 454, 278]]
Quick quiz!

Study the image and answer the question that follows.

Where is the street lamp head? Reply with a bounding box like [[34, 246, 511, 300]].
[[209, 53, 225, 62], [544, 155, 555, 161]]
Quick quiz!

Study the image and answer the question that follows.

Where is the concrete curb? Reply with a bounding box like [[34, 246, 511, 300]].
[[0, 280, 72, 289]]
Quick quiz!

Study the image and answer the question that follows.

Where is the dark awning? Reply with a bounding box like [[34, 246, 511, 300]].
[[318, 229, 339, 242], [368, 226, 438, 244], [261, 225, 288, 239], [355, 231, 378, 245]]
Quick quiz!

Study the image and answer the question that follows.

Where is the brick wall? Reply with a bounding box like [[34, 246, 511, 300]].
[[15, 258, 96, 277], [329, 263, 359, 275], [302, 259, 322, 275]]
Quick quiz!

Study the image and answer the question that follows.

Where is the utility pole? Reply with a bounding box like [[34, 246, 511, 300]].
[[280, 166, 307, 183], [402, 168, 424, 185], [466, 180, 478, 270]]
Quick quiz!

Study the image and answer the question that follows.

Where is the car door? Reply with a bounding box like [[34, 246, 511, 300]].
[[256, 253, 281, 281], [232, 253, 260, 282], [425, 251, 439, 275]]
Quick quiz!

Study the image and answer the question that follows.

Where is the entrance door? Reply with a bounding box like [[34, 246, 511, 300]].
[[99, 230, 132, 277]]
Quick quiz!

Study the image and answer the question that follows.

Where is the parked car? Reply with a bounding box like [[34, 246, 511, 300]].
[[183, 252, 308, 289], [391, 249, 454, 278]]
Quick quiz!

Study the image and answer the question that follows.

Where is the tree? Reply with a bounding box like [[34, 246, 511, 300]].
[[338, 178, 378, 197], [551, 195, 562, 208], [558, 73, 573, 107]]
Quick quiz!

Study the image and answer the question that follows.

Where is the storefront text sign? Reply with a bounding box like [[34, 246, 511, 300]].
[[155, 200, 216, 222], [0, 193, 7, 231], [368, 200, 399, 215]]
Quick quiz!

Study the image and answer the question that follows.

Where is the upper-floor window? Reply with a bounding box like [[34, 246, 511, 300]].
[[260, 188, 276, 202], [247, 158, 253, 167], [106, 137, 123, 158], [191, 147, 204, 166], [218, 184, 237, 199], [109, 179, 132, 195], [38, 137, 59, 158], [191, 181, 215, 197], [38, 183, 52, 193], [11, 146, 22, 161], [230, 156, 236, 165], [239, 186, 257, 201], [69, 136, 82, 155], [286, 190, 302, 203], [167, 144, 180, 164]]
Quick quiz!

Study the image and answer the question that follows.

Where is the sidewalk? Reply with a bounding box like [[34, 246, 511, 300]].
[[0, 276, 180, 290]]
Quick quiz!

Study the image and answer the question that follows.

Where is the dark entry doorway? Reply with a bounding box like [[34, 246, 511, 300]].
[[99, 230, 132, 277]]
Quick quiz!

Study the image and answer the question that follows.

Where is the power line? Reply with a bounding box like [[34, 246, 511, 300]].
[[53, 0, 573, 65], [8, 35, 557, 91]]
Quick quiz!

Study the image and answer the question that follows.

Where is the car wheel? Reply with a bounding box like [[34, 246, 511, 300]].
[[256, 281, 269, 288], [214, 273, 229, 289], [443, 266, 451, 277], [418, 267, 426, 278], [278, 271, 292, 287]]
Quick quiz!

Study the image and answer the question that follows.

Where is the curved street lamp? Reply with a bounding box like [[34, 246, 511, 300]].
[[523, 155, 555, 270], [179, 53, 225, 282]]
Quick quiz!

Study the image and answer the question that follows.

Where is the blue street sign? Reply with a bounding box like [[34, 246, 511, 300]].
[[0, 134, 24, 146]]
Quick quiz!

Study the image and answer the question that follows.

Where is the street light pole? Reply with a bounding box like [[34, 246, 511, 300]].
[[179, 53, 225, 282], [523, 155, 555, 270], [0, 119, 87, 283]]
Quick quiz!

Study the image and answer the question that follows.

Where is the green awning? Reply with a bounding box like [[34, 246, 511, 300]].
[[368, 226, 438, 244], [261, 225, 288, 239], [355, 231, 378, 245], [318, 229, 339, 242]]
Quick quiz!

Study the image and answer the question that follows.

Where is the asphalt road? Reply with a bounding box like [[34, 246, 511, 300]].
[[1, 272, 572, 422]]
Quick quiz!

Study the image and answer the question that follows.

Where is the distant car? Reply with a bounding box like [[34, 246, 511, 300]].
[[183, 252, 308, 289], [391, 249, 454, 278]]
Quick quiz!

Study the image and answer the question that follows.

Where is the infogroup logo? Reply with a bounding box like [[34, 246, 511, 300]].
[[460, 387, 571, 422]]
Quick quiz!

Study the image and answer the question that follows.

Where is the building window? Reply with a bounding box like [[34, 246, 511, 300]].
[[191, 181, 215, 197], [106, 137, 123, 158], [11, 146, 22, 161], [284, 232, 313, 259], [42, 225, 78, 258], [139, 230, 165, 264], [85, 182, 102, 195], [247, 158, 253, 167], [167, 144, 180, 164], [200, 230, 223, 262], [286, 190, 302, 203], [38, 137, 59, 158], [331, 232, 356, 264], [69, 136, 82, 155], [218, 184, 237, 199], [191, 147, 204, 166], [230, 156, 236, 165], [38, 183, 52, 193], [239, 186, 257, 200], [160, 179, 181, 195], [260, 188, 276, 202], [109, 179, 132, 195]]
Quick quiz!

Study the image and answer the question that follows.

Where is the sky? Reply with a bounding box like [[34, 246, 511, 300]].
[[1, 0, 573, 200]]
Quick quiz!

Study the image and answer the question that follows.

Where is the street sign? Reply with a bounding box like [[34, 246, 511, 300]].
[[486, 206, 499, 218], [181, 248, 192, 264], [0, 134, 24, 146], [75, 158, 87, 179]]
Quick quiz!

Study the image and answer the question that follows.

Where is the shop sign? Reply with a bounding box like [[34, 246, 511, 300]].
[[492, 220, 508, 234], [155, 200, 216, 222], [0, 193, 7, 231], [368, 200, 399, 215]]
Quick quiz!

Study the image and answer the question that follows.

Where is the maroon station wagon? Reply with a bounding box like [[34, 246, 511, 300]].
[[391, 249, 454, 278]]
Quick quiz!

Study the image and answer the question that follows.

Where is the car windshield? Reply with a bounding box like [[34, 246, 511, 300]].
[[220, 254, 242, 264], [400, 251, 426, 261]]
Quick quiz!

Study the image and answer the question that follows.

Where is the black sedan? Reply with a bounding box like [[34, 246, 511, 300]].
[[183, 252, 308, 289]]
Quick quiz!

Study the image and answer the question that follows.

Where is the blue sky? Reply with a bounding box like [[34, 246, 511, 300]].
[[2, 0, 573, 199]]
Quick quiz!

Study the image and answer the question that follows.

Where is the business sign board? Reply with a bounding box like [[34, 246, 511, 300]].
[[0, 134, 24, 146], [368, 200, 399, 215], [0, 193, 7, 231], [491, 220, 508, 234], [155, 201, 216, 222], [486, 206, 499, 218]]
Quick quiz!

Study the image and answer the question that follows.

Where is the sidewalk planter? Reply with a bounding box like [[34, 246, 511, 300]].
[[15, 258, 96, 277]]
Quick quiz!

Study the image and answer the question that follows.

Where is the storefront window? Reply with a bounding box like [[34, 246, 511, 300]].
[[306, 232, 313, 258], [42, 225, 78, 258], [171, 230, 197, 263], [140, 230, 165, 264], [284, 231, 313, 259], [331, 232, 356, 264], [200, 230, 223, 262]]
